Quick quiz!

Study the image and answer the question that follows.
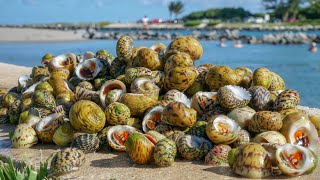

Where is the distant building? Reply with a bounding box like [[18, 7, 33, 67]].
[[245, 14, 270, 24]]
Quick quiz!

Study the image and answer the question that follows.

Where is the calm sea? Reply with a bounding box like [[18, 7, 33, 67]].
[[0, 40, 319, 107]]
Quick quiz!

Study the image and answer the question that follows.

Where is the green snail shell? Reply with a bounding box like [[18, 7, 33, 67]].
[[116, 35, 133, 64], [177, 134, 213, 160], [252, 67, 272, 89], [0, 107, 8, 124], [120, 93, 158, 117], [133, 48, 163, 71], [35, 81, 54, 94], [105, 102, 131, 125], [130, 77, 160, 97], [164, 51, 194, 73], [269, 71, 285, 91], [50, 148, 86, 176], [12, 124, 38, 148], [217, 85, 251, 109], [153, 138, 177, 167], [53, 122, 75, 146], [206, 115, 241, 144], [228, 143, 272, 179], [248, 111, 283, 133], [187, 121, 208, 138], [69, 100, 106, 134], [131, 46, 147, 61], [96, 49, 114, 61], [31, 90, 56, 110], [161, 101, 197, 128], [125, 67, 153, 84], [205, 66, 242, 91], [164, 66, 197, 92], [235, 66, 253, 89], [8, 99, 21, 124], [110, 57, 126, 78], [167, 36, 203, 61]]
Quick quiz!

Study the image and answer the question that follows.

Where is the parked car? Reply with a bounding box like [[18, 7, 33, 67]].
[[152, 19, 163, 24]]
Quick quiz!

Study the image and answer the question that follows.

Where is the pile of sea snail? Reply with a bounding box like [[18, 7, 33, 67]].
[[1, 35, 320, 178]]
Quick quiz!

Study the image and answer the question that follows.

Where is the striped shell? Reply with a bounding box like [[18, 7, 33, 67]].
[[161, 101, 197, 128], [133, 48, 162, 71], [153, 138, 177, 167], [50, 148, 86, 176], [164, 66, 197, 92], [273, 89, 300, 110], [116, 35, 133, 63], [231, 129, 251, 147], [248, 86, 272, 111], [71, 133, 100, 154], [12, 124, 38, 148], [206, 115, 241, 144], [205, 66, 242, 91], [248, 111, 283, 133], [125, 67, 153, 84], [177, 134, 213, 160], [269, 71, 285, 91], [0, 107, 8, 124], [164, 51, 194, 73], [110, 57, 126, 78], [105, 102, 131, 125], [163, 89, 191, 107], [191, 91, 218, 116], [167, 36, 203, 61], [205, 144, 232, 166], [253, 131, 286, 145], [217, 85, 251, 109], [120, 93, 157, 117]]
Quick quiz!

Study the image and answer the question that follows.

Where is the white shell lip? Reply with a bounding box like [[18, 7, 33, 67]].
[[35, 113, 60, 132], [225, 85, 251, 100], [142, 105, 164, 133], [50, 53, 76, 69], [99, 80, 127, 108], [163, 89, 191, 108], [213, 115, 241, 134], [106, 125, 138, 150], [75, 58, 103, 80]]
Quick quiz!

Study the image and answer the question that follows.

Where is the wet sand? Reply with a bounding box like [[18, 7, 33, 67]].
[[0, 63, 319, 179], [0, 27, 86, 42]]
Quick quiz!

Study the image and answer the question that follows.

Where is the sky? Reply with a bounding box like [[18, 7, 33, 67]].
[[0, 0, 264, 24]]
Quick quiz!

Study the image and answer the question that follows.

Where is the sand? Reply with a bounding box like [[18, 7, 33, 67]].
[[0, 27, 85, 42], [0, 63, 319, 180]]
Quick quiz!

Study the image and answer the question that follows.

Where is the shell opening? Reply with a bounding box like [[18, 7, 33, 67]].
[[226, 85, 251, 100], [80, 62, 96, 79], [278, 145, 307, 170], [293, 129, 309, 147], [103, 84, 123, 95], [112, 131, 129, 146], [185, 135, 211, 150], [213, 116, 239, 134], [143, 134, 157, 145], [36, 113, 60, 131]]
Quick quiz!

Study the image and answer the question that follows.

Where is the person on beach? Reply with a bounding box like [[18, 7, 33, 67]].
[[234, 40, 243, 48], [142, 15, 149, 29], [219, 38, 226, 48], [309, 42, 317, 53]]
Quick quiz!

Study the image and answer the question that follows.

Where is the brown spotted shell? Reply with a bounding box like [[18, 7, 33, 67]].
[[205, 144, 232, 166], [252, 67, 272, 89], [164, 66, 197, 92], [248, 86, 272, 111], [110, 57, 126, 78], [273, 89, 300, 111], [164, 52, 194, 73], [167, 36, 203, 61], [235, 66, 253, 89], [161, 101, 197, 128], [125, 67, 153, 84], [205, 66, 242, 91], [269, 72, 285, 91], [116, 35, 133, 63], [248, 111, 283, 133], [133, 48, 163, 71], [217, 85, 251, 109], [191, 91, 218, 116]]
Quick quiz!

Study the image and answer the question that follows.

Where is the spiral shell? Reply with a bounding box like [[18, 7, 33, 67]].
[[110, 57, 126, 78], [248, 86, 272, 111], [105, 102, 131, 125], [133, 48, 163, 71], [252, 67, 272, 89], [269, 71, 285, 91], [53, 122, 75, 146], [107, 125, 138, 151], [142, 105, 163, 132], [164, 51, 194, 73], [96, 49, 114, 61], [164, 66, 197, 92], [232, 129, 251, 147], [75, 58, 104, 80], [71, 133, 100, 153], [99, 79, 126, 108], [167, 36, 203, 61], [205, 144, 232, 166], [206, 115, 241, 144], [161, 101, 197, 128], [248, 111, 282, 133], [130, 77, 160, 97], [50, 148, 86, 176], [120, 93, 157, 117], [273, 89, 300, 111], [116, 35, 133, 63], [153, 138, 177, 167], [205, 66, 242, 91], [163, 89, 191, 107], [217, 85, 251, 109], [253, 131, 286, 144], [0, 107, 8, 124], [125, 67, 153, 84], [12, 124, 38, 148]]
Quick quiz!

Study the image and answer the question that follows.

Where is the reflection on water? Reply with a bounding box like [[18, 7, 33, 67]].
[[0, 40, 319, 107]]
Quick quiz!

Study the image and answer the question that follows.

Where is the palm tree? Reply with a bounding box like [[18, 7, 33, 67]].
[[168, 1, 184, 19]]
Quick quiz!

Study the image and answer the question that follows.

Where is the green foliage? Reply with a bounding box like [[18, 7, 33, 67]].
[[300, 1, 320, 19], [98, 21, 111, 27], [184, 20, 202, 27], [0, 155, 48, 180], [168, 1, 184, 19], [183, 8, 252, 21], [207, 20, 221, 27]]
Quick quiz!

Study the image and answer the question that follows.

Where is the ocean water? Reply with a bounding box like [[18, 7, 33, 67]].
[[0, 40, 319, 107]]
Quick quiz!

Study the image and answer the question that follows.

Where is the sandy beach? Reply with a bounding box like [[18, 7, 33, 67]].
[[0, 27, 86, 42], [0, 63, 319, 179]]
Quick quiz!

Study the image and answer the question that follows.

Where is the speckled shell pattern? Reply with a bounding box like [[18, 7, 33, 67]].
[[31, 90, 56, 110], [273, 89, 300, 110], [105, 102, 131, 125], [12, 124, 38, 148], [232, 129, 250, 147], [133, 48, 162, 71], [75, 86, 99, 103], [187, 121, 208, 138], [130, 77, 160, 97], [164, 66, 197, 92], [177, 134, 213, 160], [161, 101, 197, 128], [153, 138, 177, 167], [50, 148, 86, 175], [164, 52, 194, 73], [154, 123, 183, 137], [205, 144, 232, 166], [120, 93, 157, 117], [248, 86, 272, 111], [125, 67, 153, 84], [0, 107, 8, 124], [253, 131, 286, 145], [167, 36, 203, 61], [252, 67, 272, 89], [116, 35, 133, 64], [231, 143, 272, 179], [110, 57, 126, 78], [191, 92, 218, 116], [269, 72, 285, 91], [248, 111, 283, 133], [217, 86, 250, 109], [205, 66, 241, 91], [35, 115, 64, 143], [71, 133, 100, 154]]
